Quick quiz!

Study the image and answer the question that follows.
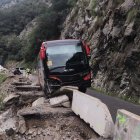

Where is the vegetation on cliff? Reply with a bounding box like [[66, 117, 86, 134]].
[[61, 0, 140, 102]]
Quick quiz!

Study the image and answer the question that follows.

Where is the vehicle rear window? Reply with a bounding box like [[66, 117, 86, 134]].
[[46, 43, 86, 68]]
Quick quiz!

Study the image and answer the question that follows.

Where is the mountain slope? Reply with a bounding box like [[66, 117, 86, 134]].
[[0, 0, 74, 65], [0, 0, 23, 8], [61, 0, 140, 102]]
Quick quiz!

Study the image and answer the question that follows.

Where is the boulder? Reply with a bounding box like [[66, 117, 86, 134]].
[[16, 85, 41, 91], [32, 97, 46, 107], [0, 109, 17, 135], [0, 117, 17, 134], [61, 101, 71, 108], [17, 105, 73, 118], [3, 94, 20, 106], [0, 108, 14, 122], [17, 116, 26, 134], [17, 91, 44, 105], [49, 95, 69, 107]]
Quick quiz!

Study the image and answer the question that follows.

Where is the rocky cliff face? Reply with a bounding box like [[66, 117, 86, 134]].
[[0, 0, 23, 9], [61, 0, 140, 101]]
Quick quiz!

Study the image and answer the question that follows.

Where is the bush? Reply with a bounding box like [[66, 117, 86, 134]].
[[0, 73, 7, 85], [126, 8, 138, 23], [0, 93, 6, 111], [23, 0, 74, 63]]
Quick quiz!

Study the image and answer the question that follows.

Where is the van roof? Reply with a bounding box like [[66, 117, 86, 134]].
[[42, 39, 81, 46]]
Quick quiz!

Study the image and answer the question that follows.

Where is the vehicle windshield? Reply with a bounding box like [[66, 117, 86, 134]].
[[46, 43, 87, 69]]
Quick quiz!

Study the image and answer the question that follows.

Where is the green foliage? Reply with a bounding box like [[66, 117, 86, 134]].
[[90, 0, 97, 16], [0, 0, 49, 64], [112, 0, 124, 8], [0, 34, 23, 62], [0, 91, 6, 111], [0, 0, 76, 66], [91, 87, 140, 105], [68, 0, 78, 7], [0, 0, 48, 35], [126, 8, 138, 24], [23, 0, 74, 63], [0, 73, 7, 85], [95, 16, 103, 30], [0, 0, 74, 65]]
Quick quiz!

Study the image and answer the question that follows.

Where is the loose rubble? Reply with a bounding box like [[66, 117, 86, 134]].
[[32, 97, 46, 107], [0, 75, 100, 140], [0, 65, 8, 73]]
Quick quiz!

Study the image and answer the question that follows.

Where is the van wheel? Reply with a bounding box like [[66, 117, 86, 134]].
[[79, 87, 87, 93], [44, 81, 52, 97], [44, 79, 61, 97]]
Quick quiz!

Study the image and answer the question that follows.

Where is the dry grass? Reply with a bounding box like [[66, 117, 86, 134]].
[[0, 73, 7, 111], [0, 73, 7, 85], [0, 92, 6, 111], [126, 8, 138, 23]]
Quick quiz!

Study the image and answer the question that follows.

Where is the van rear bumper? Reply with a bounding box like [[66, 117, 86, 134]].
[[61, 80, 91, 88]]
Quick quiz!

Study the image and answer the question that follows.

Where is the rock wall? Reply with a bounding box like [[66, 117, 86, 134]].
[[61, 0, 140, 101]]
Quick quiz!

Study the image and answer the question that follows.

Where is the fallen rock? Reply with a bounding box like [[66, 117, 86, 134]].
[[16, 85, 41, 91], [32, 97, 46, 107], [17, 91, 44, 98], [49, 95, 69, 107], [0, 108, 14, 123], [17, 116, 26, 134], [0, 132, 7, 140], [3, 94, 20, 106], [61, 101, 71, 108], [28, 128, 36, 135], [17, 105, 73, 118], [0, 65, 8, 73], [50, 86, 74, 100], [5, 128, 15, 136], [0, 117, 17, 134], [11, 81, 31, 86], [17, 91, 44, 105]]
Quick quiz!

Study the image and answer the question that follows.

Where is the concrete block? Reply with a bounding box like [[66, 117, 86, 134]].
[[49, 95, 69, 106], [72, 90, 114, 138], [113, 109, 140, 140]]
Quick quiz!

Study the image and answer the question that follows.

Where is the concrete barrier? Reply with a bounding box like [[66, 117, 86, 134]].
[[72, 90, 114, 138], [113, 109, 140, 140]]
